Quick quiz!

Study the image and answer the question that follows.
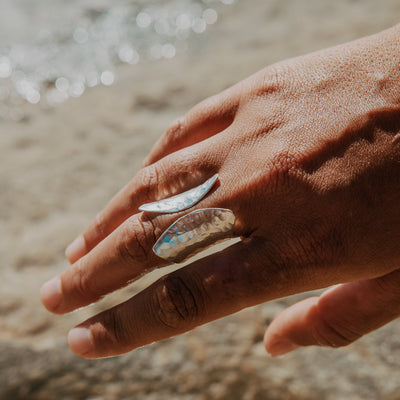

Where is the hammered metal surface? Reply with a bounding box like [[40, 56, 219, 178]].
[[153, 208, 235, 263], [138, 174, 218, 213]]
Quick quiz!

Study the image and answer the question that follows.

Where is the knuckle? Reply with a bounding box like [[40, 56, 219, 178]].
[[193, 94, 223, 118], [91, 309, 126, 351], [259, 70, 283, 96], [313, 314, 362, 348], [101, 310, 124, 344], [134, 163, 168, 204], [270, 149, 298, 176], [136, 164, 160, 195], [152, 275, 202, 331], [85, 212, 106, 245], [94, 213, 106, 237], [374, 269, 400, 302], [164, 118, 184, 142], [264, 149, 299, 191], [71, 259, 100, 304], [119, 217, 156, 265], [254, 64, 291, 98]]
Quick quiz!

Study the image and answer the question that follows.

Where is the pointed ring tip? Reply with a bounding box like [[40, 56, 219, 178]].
[[138, 173, 219, 214]]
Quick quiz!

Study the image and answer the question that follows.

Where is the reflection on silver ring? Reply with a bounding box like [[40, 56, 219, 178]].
[[138, 173, 218, 213], [153, 208, 236, 263]]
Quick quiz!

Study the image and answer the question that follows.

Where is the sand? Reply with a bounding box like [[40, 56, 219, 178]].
[[1, 1, 400, 399]]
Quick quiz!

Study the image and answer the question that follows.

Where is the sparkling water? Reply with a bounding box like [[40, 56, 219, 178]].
[[0, 0, 236, 120]]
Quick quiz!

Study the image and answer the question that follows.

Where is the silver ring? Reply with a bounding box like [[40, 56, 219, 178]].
[[138, 173, 218, 213], [153, 208, 236, 263], [138, 174, 236, 263]]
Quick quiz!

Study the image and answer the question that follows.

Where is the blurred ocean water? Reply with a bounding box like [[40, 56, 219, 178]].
[[0, 0, 235, 120]]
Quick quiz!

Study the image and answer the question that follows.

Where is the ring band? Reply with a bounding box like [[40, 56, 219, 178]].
[[152, 208, 236, 263], [138, 174, 235, 263]]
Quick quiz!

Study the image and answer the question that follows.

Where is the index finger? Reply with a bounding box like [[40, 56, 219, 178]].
[[141, 87, 239, 168]]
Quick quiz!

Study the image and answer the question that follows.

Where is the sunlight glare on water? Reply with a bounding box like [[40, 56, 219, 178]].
[[0, 0, 236, 120]]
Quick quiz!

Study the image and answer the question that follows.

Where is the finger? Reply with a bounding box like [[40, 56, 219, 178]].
[[42, 168, 241, 314], [141, 87, 239, 168], [42, 212, 169, 314], [66, 240, 278, 358], [264, 268, 400, 357], [65, 144, 220, 264], [46, 205, 235, 314], [66, 233, 350, 359]]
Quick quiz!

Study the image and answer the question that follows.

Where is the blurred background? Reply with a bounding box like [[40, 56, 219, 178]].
[[1, 0, 400, 399]]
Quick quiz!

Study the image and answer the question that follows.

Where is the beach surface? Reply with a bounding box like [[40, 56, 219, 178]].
[[1, 1, 400, 399]]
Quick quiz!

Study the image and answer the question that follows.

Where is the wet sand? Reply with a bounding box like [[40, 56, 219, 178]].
[[1, 1, 400, 399]]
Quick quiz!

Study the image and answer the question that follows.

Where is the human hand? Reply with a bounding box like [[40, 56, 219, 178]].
[[41, 25, 400, 358]]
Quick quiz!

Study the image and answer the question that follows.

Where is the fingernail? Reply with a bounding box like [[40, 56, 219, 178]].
[[68, 327, 93, 356], [40, 276, 62, 311], [268, 339, 300, 357], [65, 235, 85, 263]]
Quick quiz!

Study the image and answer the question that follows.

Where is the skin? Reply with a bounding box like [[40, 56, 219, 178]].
[[41, 25, 400, 359]]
